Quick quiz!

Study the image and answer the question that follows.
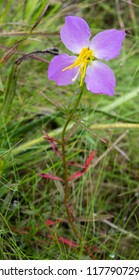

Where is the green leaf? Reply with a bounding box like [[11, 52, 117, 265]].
[[0, 76, 4, 94], [2, 63, 19, 118]]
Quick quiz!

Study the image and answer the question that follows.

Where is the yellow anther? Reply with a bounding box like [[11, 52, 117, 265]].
[[62, 47, 94, 86]]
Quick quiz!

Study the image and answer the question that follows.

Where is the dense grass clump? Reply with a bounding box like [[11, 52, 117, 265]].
[[0, 0, 139, 260]]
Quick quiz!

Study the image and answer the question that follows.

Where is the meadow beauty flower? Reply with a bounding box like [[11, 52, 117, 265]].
[[48, 16, 126, 95]]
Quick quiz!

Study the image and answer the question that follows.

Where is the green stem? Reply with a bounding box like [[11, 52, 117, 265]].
[[61, 84, 85, 239]]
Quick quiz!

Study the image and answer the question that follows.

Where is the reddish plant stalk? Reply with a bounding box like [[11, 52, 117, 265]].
[[61, 84, 85, 241]]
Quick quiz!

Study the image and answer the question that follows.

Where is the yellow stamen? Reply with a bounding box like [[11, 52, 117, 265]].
[[62, 47, 94, 86]]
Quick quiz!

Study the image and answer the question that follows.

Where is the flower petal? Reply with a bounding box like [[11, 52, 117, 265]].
[[89, 29, 126, 61], [60, 16, 91, 54], [48, 54, 78, 86], [85, 61, 116, 96]]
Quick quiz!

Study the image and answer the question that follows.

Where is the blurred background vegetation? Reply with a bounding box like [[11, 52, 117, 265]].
[[0, 0, 139, 259]]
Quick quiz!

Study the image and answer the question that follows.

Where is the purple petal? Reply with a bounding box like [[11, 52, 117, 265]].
[[85, 61, 116, 96], [48, 54, 78, 86], [89, 29, 126, 61], [60, 16, 91, 54]]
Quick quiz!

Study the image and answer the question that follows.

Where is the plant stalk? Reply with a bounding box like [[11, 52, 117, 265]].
[[61, 84, 85, 240]]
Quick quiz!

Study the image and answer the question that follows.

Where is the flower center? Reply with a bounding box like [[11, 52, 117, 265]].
[[62, 47, 94, 86]]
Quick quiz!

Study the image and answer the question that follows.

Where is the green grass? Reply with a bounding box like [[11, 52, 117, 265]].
[[0, 0, 139, 260]]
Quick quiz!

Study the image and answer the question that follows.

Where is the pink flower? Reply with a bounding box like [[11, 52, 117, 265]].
[[48, 16, 126, 95]]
